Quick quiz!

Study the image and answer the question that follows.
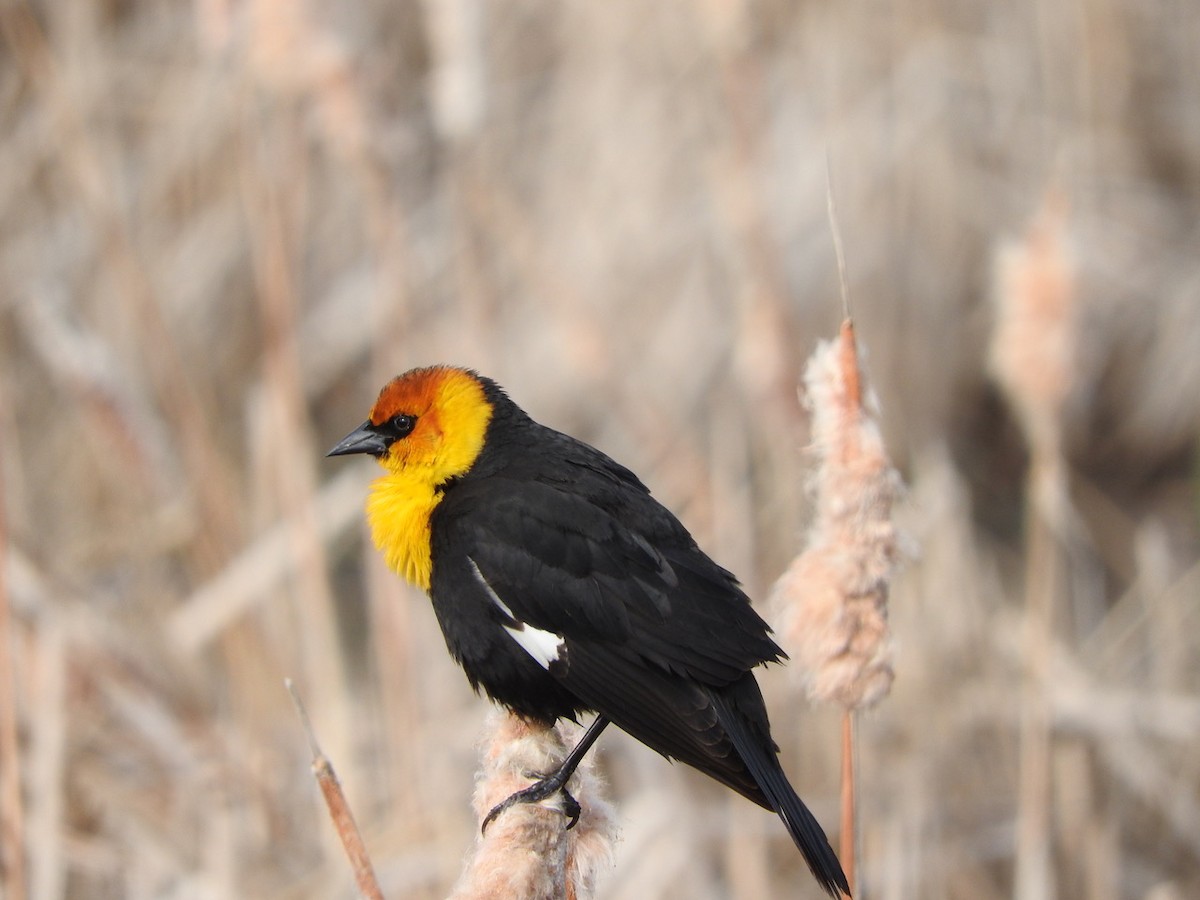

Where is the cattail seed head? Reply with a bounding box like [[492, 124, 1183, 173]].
[[988, 188, 1077, 462], [449, 713, 617, 900], [769, 321, 903, 710]]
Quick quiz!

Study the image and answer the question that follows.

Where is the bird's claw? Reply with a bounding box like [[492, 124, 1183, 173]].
[[481, 776, 581, 834]]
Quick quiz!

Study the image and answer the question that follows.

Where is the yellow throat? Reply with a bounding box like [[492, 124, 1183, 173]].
[[364, 367, 493, 592]]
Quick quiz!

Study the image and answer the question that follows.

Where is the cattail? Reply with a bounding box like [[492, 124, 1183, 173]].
[[449, 712, 617, 900], [770, 319, 902, 710], [990, 189, 1079, 900], [989, 187, 1076, 465], [989, 187, 1077, 536], [769, 319, 904, 896]]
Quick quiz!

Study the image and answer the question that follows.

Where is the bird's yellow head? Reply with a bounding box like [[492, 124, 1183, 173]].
[[327, 366, 494, 590], [328, 366, 494, 485]]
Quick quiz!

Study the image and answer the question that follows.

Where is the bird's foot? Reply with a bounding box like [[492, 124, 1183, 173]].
[[481, 771, 581, 834]]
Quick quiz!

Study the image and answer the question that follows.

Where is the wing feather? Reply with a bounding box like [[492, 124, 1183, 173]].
[[451, 476, 781, 686]]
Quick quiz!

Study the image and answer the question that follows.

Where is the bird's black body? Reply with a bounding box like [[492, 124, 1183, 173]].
[[425, 378, 849, 896]]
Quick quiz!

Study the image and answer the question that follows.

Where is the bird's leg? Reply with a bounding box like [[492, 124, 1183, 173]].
[[482, 715, 610, 834]]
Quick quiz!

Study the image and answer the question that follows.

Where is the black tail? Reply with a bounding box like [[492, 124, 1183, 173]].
[[559, 644, 850, 894], [711, 689, 850, 898]]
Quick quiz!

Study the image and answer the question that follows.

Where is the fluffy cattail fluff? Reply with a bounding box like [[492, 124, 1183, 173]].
[[448, 712, 618, 900], [988, 188, 1076, 462], [769, 320, 902, 709], [988, 188, 1077, 528]]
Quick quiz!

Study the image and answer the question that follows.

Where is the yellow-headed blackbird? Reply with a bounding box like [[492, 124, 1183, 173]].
[[329, 366, 849, 897]]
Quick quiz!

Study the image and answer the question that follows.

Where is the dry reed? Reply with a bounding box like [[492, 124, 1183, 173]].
[[1, 2, 1198, 897], [0, 459, 27, 900], [989, 189, 1078, 900], [288, 679, 386, 900]]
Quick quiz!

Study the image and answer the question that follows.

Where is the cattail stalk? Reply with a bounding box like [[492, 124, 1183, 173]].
[[989, 189, 1077, 900], [450, 712, 617, 900], [770, 319, 904, 896], [839, 711, 857, 893], [287, 679, 385, 900], [0, 453, 27, 900]]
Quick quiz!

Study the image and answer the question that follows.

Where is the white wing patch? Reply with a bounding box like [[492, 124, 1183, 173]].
[[469, 558, 566, 671]]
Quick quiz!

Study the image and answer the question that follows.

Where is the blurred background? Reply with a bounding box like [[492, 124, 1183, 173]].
[[1, 0, 1198, 897]]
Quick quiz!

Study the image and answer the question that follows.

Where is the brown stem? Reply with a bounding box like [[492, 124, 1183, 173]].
[[841, 709, 857, 897], [287, 680, 385, 900], [0, 436, 27, 899], [1015, 455, 1062, 900]]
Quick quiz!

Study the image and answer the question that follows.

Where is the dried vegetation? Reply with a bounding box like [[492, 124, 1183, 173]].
[[1, 1, 1198, 897]]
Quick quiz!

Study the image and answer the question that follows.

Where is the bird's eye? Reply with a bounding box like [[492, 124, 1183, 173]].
[[389, 414, 416, 438]]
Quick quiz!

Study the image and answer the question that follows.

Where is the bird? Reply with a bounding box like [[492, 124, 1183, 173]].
[[328, 365, 850, 897]]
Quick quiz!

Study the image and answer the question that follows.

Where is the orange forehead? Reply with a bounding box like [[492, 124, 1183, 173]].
[[368, 366, 481, 424]]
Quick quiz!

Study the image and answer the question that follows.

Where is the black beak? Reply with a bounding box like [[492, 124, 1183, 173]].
[[327, 421, 390, 458]]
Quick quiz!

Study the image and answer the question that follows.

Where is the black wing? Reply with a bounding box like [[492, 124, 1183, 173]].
[[448, 469, 783, 687], [430, 457, 781, 792]]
